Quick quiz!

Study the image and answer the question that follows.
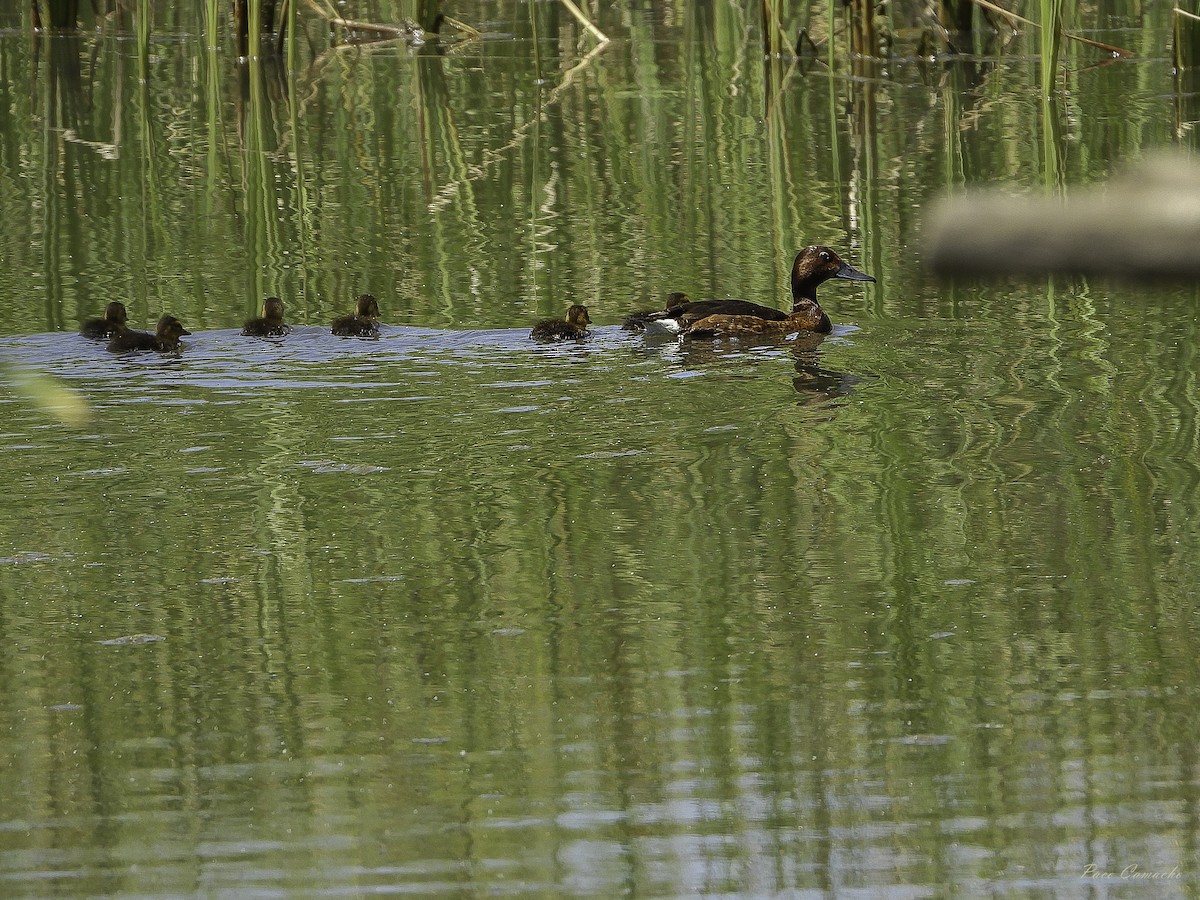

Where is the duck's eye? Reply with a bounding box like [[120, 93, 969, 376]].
[[820, 251, 830, 261]]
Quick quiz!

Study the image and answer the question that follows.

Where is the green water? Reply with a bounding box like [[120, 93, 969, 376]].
[[2, 2, 1199, 896]]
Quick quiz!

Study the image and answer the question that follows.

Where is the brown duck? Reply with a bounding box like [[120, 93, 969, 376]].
[[530, 304, 592, 341], [638, 246, 874, 338], [80, 301, 128, 339], [242, 296, 288, 337], [331, 294, 381, 337], [621, 292, 691, 331], [107, 315, 191, 352]]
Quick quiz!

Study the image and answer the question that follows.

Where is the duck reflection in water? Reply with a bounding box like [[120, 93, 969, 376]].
[[671, 330, 870, 407], [790, 343, 873, 408]]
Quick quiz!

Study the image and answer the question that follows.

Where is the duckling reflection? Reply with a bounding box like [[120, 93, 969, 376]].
[[242, 296, 288, 337], [331, 294, 380, 337], [80, 301, 128, 339], [107, 314, 191, 352], [530, 304, 592, 342]]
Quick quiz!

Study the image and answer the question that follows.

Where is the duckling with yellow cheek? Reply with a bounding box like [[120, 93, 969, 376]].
[[331, 294, 381, 337], [530, 304, 592, 342], [641, 246, 874, 338], [242, 296, 289, 337], [80, 301, 128, 339], [107, 315, 191, 352]]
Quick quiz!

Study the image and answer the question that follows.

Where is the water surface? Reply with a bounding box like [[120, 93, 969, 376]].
[[1, 3, 1199, 896]]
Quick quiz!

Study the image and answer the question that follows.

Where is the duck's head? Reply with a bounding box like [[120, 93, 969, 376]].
[[156, 314, 191, 339], [664, 292, 690, 310], [104, 301, 128, 325], [791, 246, 874, 299], [356, 294, 380, 318], [262, 296, 285, 320], [566, 304, 592, 327]]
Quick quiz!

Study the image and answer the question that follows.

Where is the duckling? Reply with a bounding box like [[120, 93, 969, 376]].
[[530, 304, 592, 341], [107, 314, 191, 352], [641, 246, 874, 338], [331, 294, 381, 337], [242, 296, 288, 337], [621, 292, 691, 331], [79, 301, 128, 339]]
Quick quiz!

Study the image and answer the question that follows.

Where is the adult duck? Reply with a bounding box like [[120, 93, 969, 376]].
[[621, 292, 691, 331], [530, 304, 592, 341], [242, 296, 288, 337], [80, 301, 128, 339], [107, 315, 191, 352], [331, 294, 381, 337], [640, 246, 874, 338]]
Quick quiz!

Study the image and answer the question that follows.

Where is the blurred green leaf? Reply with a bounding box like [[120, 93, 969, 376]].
[[3, 362, 91, 427]]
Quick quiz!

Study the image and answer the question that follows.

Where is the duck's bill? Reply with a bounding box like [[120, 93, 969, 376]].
[[180, 328, 192, 335], [836, 262, 876, 282]]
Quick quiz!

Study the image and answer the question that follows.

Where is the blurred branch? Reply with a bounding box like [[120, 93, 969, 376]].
[[927, 154, 1200, 278]]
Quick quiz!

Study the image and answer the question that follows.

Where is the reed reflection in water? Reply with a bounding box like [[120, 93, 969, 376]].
[[1, 1, 1199, 895]]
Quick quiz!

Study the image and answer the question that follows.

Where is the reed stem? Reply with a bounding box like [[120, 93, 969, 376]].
[[558, 0, 608, 44], [1038, 0, 1064, 96]]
